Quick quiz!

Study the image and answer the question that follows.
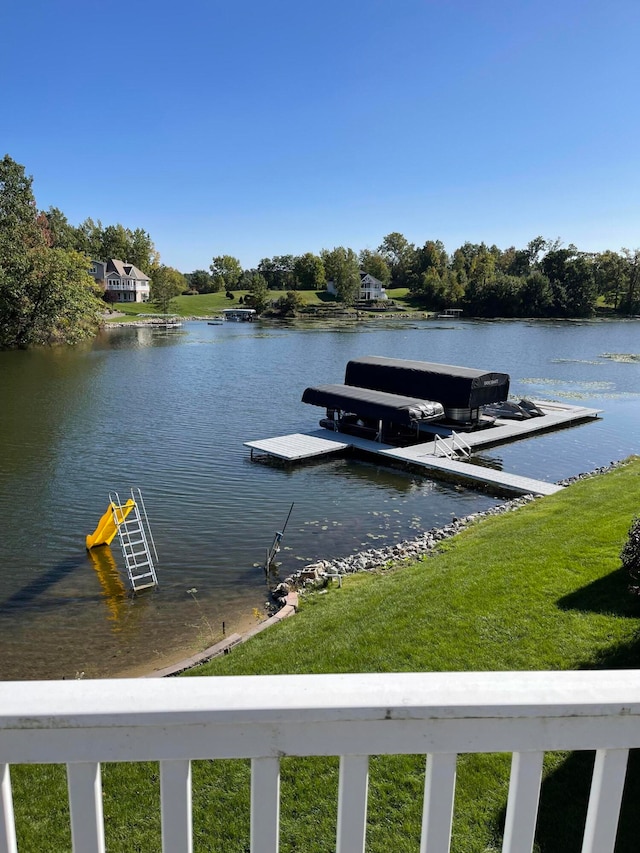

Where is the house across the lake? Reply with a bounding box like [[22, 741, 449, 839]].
[[89, 259, 151, 303], [326, 271, 388, 301]]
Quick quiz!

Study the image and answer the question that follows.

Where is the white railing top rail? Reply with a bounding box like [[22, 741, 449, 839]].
[[2, 671, 640, 762], [2, 671, 640, 853]]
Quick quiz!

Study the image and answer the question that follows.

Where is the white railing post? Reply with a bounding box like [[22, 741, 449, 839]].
[[420, 753, 457, 853], [250, 757, 280, 853], [502, 751, 544, 853], [581, 748, 629, 853], [67, 762, 105, 853], [0, 765, 17, 853], [336, 755, 369, 853], [161, 759, 192, 853]]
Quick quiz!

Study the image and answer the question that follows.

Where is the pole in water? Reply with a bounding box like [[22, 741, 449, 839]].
[[265, 502, 295, 574]]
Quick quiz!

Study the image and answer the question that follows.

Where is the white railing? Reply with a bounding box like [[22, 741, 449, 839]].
[[1, 670, 639, 853]]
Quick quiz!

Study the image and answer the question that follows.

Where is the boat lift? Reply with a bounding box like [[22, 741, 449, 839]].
[[86, 488, 159, 592]]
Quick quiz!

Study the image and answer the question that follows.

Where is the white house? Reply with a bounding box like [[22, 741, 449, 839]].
[[326, 270, 388, 301], [89, 259, 151, 303]]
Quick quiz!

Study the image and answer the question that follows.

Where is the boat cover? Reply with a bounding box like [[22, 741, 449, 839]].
[[301, 384, 445, 425], [344, 356, 510, 408]]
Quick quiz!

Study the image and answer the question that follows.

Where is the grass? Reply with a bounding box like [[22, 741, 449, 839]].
[[10, 459, 640, 851], [107, 288, 415, 319]]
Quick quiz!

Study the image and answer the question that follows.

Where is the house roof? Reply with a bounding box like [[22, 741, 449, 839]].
[[103, 259, 150, 281], [359, 271, 384, 286]]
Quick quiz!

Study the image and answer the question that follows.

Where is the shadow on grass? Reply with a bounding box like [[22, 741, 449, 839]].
[[494, 631, 640, 852], [557, 567, 640, 619], [528, 749, 640, 853]]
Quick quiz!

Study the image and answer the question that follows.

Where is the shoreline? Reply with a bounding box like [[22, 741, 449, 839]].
[[136, 462, 625, 679]]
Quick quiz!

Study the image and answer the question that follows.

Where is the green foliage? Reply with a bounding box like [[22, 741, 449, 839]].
[[359, 249, 391, 285], [619, 248, 640, 314], [242, 271, 270, 314], [210, 254, 242, 292], [257, 255, 296, 290], [150, 265, 185, 314], [621, 516, 640, 594], [320, 246, 360, 305], [0, 156, 103, 348], [377, 232, 417, 288], [187, 269, 214, 293], [293, 252, 325, 290], [274, 290, 303, 316]]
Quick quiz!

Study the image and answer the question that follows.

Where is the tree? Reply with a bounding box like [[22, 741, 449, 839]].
[[359, 250, 390, 285], [619, 249, 640, 314], [0, 154, 45, 271], [377, 232, 417, 288], [150, 265, 185, 315], [540, 246, 596, 316], [243, 272, 270, 314], [257, 256, 295, 289], [188, 269, 214, 293], [99, 224, 130, 262], [128, 228, 159, 274], [73, 217, 103, 259], [42, 207, 76, 250], [274, 290, 304, 316], [210, 255, 242, 292], [622, 516, 640, 596], [293, 253, 326, 290], [520, 271, 553, 317], [0, 156, 102, 349], [321, 247, 361, 306]]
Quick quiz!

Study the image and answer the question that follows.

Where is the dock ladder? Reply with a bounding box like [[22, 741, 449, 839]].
[[109, 488, 159, 592], [433, 431, 472, 460]]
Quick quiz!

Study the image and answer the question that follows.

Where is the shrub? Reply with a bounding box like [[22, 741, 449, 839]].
[[621, 516, 640, 594]]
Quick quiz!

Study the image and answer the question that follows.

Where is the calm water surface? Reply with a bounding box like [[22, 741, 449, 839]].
[[1, 318, 639, 679]]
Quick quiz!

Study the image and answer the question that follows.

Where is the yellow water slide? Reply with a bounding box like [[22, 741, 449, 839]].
[[85, 499, 135, 549]]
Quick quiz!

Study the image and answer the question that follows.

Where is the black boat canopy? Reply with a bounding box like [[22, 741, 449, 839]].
[[301, 384, 445, 426], [344, 356, 510, 409]]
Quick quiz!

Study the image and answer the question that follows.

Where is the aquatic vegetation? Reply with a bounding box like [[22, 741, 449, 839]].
[[600, 352, 640, 363]]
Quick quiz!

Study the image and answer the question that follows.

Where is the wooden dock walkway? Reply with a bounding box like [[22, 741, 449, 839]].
[[245, 401, 601, 497]]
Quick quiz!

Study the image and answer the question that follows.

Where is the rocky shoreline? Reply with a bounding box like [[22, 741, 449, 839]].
[[270, 462, 625, 603], [144, 461, 624, 677]]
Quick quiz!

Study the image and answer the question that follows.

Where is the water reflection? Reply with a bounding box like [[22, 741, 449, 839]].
[[0, 318, 639, 679], [87, 547, 128, 628]]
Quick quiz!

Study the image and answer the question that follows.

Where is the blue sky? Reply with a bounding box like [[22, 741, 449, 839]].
[[2, 0, 639, 271]]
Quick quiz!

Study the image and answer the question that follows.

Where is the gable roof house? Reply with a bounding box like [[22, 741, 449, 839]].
[[326, 270, 388, 302], [89, 259, 151, 303]]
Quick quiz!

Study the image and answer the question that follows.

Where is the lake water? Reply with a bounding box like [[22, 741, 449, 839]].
[[1, 317, 639, 680]]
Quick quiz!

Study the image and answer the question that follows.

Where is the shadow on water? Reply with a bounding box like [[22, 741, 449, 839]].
[[0, 548, 131, 626], [0, 554, 88, 614]]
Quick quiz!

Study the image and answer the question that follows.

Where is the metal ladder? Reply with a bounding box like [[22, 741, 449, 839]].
[[433, 431, 472, 459], [109, 488, 159, 592]]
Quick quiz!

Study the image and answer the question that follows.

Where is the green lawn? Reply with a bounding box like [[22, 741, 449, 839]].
[[106, 288, 414, 319], [11, 460, 640, 851]]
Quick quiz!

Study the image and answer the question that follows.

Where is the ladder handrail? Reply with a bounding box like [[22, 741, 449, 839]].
[[132, 487, 159, 564], [433, 432, 471, 459], [108, 489, 159, 592], [450, 431, 471, 457]]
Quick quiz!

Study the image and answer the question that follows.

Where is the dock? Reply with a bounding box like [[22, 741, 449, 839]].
[[245, 401, 601, 497]]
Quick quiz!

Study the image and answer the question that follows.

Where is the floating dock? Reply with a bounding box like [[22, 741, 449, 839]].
[[245, 401, 601, 497]]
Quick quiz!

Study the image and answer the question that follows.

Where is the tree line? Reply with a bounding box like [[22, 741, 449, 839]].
[[2, 153, 640, 349], [196, 235, 640, 317]]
